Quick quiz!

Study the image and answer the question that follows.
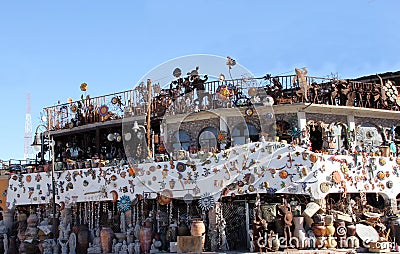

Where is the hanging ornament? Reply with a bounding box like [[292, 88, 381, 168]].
[[158, 189, 173, 206], [99, 105, 109, 117], [198, 192, 215, 212], [117, 195, 131, 212]]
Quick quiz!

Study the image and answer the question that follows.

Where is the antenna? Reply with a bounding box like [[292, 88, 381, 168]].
[[24, 93, 33, 160]]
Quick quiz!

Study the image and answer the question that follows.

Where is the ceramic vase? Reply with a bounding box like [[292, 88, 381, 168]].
[[140, 225, 153, 254], [191, 219, 206, 249], [100, 227, 114, 253]]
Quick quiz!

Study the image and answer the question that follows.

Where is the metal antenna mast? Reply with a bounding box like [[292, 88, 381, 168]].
[[24, 93, 33, 160]]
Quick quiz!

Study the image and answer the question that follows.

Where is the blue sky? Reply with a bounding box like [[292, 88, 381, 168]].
[[1, 0, 399, 160]]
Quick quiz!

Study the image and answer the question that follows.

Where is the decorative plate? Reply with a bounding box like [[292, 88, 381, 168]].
[[279, 170, 288, 179], [111, 97, 119, 104], [158, 189, 173, 205], [117, 195, 131, 212], [176, 162, 186, 173], [99, 105, 109, 117], [320, 182, 330, 193], [245, 108, 253, 117], [248, 185, 255, 192], [332, 171, 342, 184], [183, 193, 193, 204]]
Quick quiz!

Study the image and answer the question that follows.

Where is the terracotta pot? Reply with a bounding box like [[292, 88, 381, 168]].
[[77, 224, 89, 254], [346, 223, 356, 236], [191, 219, 206, 249], [190, 219, 205, 236], [100, 227, 114, 253], [312, 224, 326, 237], [140, 226, 153, 254]]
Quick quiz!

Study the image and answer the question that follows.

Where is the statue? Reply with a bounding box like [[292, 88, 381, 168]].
[[293, 67, 309, 102], [120, 240, 128, 254], [126, 224, 134, 244], [248, 229, 255, 252], [69, 232, 76, 254], [87, 228, 102, 253], [219, 218, 229, 251], [3, 233, 8, 254], [120, 212, 126, 233], [0, 221, 7, 234], [59, 238, 69, 254], [134, 240, 140, 254]]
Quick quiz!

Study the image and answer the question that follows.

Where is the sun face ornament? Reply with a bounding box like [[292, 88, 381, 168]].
[[198, 192, 215, 212]]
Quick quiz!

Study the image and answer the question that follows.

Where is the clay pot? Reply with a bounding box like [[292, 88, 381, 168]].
[[77, 224, 89, 254], [191, 219, 206, 249], [100, 227, 114, 253], [190, 219, 205, 236], [346, 222, 356, 236], [140, 226, 153, 254], [312, 224, 326, 237], [310, 153, 318, 163]]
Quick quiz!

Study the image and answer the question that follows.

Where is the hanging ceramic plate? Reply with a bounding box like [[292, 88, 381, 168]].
[[377, 171, 385, 180], [183, 193, 193, 205], [176, 162, 186, 173], [279, 170, 288, 179], [25, 175, 32, 183], [248, 185, 255, 192], [111, 97, 120, 104], [158, 189, 173, 205], [332, 171, 342, 184], [245, 108, 253, 117], [70, 104, 78, 113], [320, 182, 330, 193], [99, 105, 109, 117], [149, 166, 156, 172]]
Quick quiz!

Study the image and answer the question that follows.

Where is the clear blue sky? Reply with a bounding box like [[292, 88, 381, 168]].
[[1, 0, 399, 160]]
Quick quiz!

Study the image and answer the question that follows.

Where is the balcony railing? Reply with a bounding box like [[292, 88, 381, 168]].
[[44, 75, 400, 131]]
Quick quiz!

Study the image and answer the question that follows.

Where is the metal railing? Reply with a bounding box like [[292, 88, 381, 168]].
[[43, 75, 400, 131]]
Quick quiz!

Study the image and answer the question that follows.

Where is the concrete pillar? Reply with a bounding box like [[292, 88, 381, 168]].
[[297, 112, 307, 142], [347, 115, 356, 150]]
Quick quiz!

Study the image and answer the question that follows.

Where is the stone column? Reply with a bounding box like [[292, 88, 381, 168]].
[[297, 112, 307, 143]]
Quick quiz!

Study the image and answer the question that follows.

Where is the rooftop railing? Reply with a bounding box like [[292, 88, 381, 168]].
[[43, 75, 400, 131]]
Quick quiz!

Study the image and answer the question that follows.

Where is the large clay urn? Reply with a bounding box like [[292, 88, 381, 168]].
[[190, 219, 205, 237], [140, 223, 153, 254], [77, 224, 89, 254], [190, 219, 206, 249], [100, 227, 114, 253]]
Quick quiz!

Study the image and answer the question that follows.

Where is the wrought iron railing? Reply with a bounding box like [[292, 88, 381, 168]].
[[44, 75, 400, 131]]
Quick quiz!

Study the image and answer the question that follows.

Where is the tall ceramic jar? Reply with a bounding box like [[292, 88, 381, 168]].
[[293, 216, 307, 249], [140, 222, 153, 254], [77, 224, 89, 254], [100, 227, 114, 253], [190, 219, 206, 249]]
